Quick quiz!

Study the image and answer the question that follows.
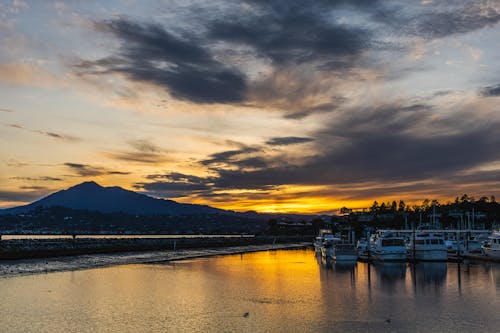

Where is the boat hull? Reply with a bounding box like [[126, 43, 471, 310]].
[[371, 251, 407, 261], [332, 254, 358, 261], [483, 247, 500, 258], [408, 249, 447, 261]]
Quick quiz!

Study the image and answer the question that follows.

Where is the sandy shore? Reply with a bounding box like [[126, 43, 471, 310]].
[[0, 242, 310, 278]]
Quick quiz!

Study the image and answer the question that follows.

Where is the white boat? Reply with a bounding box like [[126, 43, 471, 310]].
[[407, 232, 447, 261], [329, 243, 358, 262], [314, 229, 336, 253], [482, 232, 500, 258], [370, 231, 407, 261]]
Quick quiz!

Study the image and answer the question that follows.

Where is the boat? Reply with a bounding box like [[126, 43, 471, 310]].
[[314, 229, 336, 253], [356, 238, 368, 257], [407, 231, 447, 261], [445, 232, 490, 255], [329, 243, 358, 262], [370, 231, 407, 261], [482, 231, 500, 258]]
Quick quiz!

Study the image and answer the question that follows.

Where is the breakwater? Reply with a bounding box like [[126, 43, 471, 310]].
[[0, 235, 312, 259]]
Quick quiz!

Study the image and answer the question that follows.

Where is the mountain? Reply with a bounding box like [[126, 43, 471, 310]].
[[1, 181, 229, 216]]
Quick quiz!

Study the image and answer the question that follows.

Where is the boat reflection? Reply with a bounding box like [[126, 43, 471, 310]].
[[373, 262, 406, 281], [332, 260, 357, 272], [410, 262, 447, 292], [491, 264, 500, 290]]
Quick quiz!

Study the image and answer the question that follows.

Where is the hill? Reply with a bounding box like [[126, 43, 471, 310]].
[[1, 181, 228, 216]]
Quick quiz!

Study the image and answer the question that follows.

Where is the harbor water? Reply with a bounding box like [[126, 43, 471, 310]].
[[0, 249, 499, 332]]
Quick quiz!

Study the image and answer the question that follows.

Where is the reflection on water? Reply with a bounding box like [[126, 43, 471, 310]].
[[0, 249, 499, 333]]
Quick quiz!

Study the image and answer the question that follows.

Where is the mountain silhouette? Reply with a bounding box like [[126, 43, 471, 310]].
[[1, 181, 228, 216]]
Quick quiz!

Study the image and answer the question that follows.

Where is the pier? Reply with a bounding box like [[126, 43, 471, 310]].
[[0, 234, 312, 260]]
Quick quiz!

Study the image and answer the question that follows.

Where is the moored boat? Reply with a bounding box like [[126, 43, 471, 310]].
[[329, 243, 358, 262], [370, 231, 407, 261], [314, 229, 336, 253], [482, 231, 500, 258], [408, 232, 447, 261]]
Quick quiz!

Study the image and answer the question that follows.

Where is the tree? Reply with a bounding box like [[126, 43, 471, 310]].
[[422, 199, 430, 211], [370, 201, 379, 213], [398, 200, 406, 212], [391, 201, 397, 212], [479, 196, 489, 203]]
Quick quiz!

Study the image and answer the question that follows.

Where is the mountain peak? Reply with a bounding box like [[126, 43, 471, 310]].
[[69, 181, 103, 190]]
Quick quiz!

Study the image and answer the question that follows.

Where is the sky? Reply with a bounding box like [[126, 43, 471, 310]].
[[1, 0, 500, 213]]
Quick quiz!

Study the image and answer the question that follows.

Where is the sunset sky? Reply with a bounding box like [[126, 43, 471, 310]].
[[1, 0, 500, 213]]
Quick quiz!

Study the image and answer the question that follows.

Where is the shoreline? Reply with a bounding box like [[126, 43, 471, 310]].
[[0, 242, 311, 278]]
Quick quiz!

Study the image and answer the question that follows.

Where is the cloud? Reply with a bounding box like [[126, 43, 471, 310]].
[[6, 123, 79, 141], [76, 19, 247, 104], [0, 108, 15, 113], [135, 172, 213, 198], [133, 95, 500, 205], [414, 4, 500, 39], [128, 139, 162, 153], [64, 162, 130, 177], [201, 146, 260, 167], [284, 101, 343, 119], [208, 2, 371, 65], [480, 84, 500, 97], [266, 136, 314, 146], [0, 189, 50, 203], [105, 139, 171, 164], [10, 176, 63, 182]]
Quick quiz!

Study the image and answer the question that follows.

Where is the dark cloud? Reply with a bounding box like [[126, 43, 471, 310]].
[[129, 139, 162, 153], [6, 123, 79, 141], [10, 176, 63, 182], [135, 172, 213, 198], [146, 172, 211, 183], [480, 84, 500, 97], [201, 147, 260, 167], [77, 19, 246, 104], [65, 163, 105, 177], [64, 163, 129, 177], [106, 171, 131, 175], [40, 131, 79, 141], [208, 2, 371, 65], [266, 136, 314, 146], [414, 4, 500, 39], [284, 102, 343, 119]]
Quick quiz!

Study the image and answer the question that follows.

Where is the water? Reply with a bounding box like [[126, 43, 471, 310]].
[[0, 249, 499, 332]]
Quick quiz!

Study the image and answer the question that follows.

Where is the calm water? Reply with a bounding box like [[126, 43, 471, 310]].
[[0, 249, 499, 332]]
